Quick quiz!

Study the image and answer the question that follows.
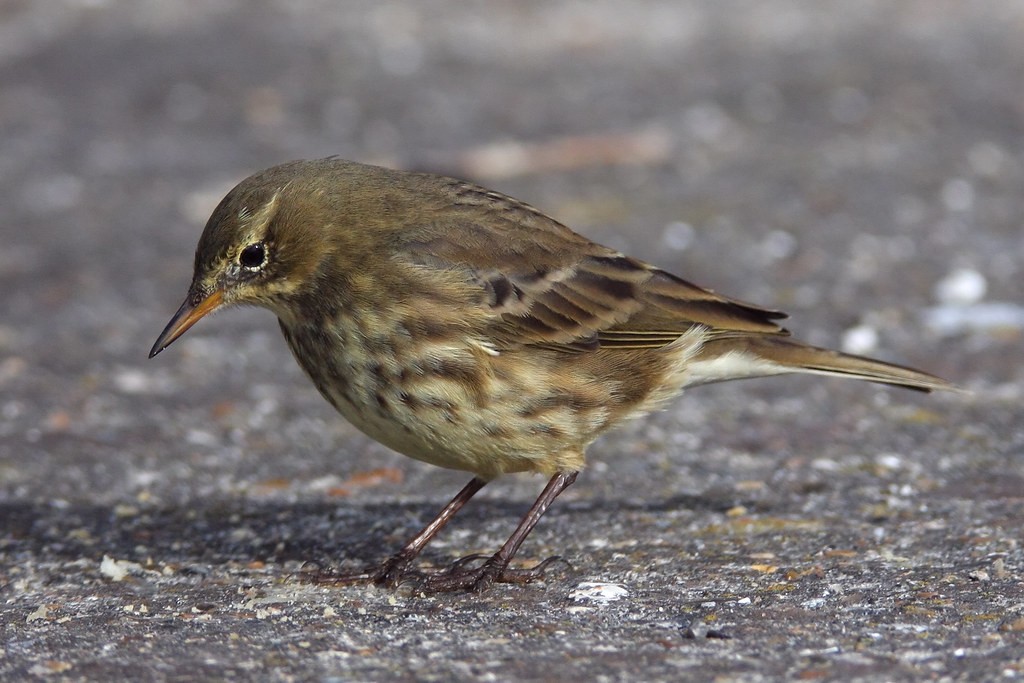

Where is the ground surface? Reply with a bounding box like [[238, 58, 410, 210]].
[[2, 1, 1023, 681]]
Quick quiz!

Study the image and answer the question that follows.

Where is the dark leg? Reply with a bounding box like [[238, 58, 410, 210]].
[[315, 477, 487, 587], [422, 470, 579, 592]]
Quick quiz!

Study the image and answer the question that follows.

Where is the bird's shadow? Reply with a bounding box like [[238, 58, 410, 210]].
[[0, 490, 760, 577]]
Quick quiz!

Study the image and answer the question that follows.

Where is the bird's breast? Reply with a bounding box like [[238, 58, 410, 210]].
[[276, 309, 635, 478]]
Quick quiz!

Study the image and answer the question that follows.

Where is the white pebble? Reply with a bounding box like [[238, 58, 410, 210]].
[[113, 368, 151, 394], [934, 268, 987, 306], [761, 229, 797, 261], [100, 555, 140, 582], [876, 453, 903, 470], [841, 325, 879, 355], [569, 582, 628, 604]]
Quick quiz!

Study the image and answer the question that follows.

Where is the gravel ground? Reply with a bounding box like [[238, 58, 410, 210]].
[[2, 2, 1023, 681]]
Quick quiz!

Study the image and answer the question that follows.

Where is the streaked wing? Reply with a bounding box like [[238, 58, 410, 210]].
[[402, 181, 789, 351], [478, 255, 790, 351]]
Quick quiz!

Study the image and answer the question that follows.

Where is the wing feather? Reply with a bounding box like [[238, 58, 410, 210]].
[[398, 182, 788, 352]]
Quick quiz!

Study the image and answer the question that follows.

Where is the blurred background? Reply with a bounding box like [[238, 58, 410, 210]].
[[2, 1, 1022, 680]]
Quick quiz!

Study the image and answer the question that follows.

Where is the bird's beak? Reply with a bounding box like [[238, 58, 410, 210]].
[[149, 289, 225, 358]]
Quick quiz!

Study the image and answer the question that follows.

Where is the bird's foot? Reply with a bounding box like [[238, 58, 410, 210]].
[[415, 554, 570, 593], [299, 564, 377, 586], [300, 553, 570, 592], [301, 549, 420, 588]]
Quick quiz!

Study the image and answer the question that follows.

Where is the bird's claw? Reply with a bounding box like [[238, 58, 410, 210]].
[[415, 554, 570, 593], [299, 554, 570, 593]]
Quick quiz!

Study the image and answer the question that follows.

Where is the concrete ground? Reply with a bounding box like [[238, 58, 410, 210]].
[[2, 1, 1022, 680]]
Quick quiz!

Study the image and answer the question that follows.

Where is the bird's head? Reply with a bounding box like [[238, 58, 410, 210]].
[[149, 162, 336, 358]]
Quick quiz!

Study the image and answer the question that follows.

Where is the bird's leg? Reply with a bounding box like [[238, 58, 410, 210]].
[[313, 477, 487, 587], [370, 477, 488, 586], [421, 470, 578, 593]]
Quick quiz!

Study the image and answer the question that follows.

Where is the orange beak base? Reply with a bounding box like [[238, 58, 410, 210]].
[[148, 290, 224, 358]]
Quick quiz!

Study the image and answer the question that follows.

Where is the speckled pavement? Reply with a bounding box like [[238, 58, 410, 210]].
[[2, 2, 1022, 680]]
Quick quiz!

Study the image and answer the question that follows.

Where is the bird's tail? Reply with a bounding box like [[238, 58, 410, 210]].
[[693, 335, 959, 393]]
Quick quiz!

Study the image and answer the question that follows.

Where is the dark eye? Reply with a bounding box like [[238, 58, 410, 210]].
[[239, 243, 266, 269]]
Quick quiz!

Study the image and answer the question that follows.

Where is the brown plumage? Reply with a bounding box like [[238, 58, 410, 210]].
[[150, 158, 956, 591]]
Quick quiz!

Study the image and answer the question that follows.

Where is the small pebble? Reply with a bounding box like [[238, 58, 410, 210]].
[[569, 582, 628, 604], [934, 268, 986, 306], [841, 324, 879, 355], [100, 555, 141, 582]]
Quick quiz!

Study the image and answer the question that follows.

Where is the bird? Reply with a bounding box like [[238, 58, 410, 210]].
[[149, 157, 956, 592]]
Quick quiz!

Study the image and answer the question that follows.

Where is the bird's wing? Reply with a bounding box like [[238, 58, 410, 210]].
[[475, 253, 789, 351], [399, 184, 788, 352]]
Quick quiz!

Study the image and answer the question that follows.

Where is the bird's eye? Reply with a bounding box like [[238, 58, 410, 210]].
[[239, 243, 266, 269]]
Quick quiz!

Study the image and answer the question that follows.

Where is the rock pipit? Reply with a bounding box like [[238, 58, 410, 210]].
[[151, 158, 955, 591]]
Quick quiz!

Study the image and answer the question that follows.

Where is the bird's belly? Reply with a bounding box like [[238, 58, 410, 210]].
[[280, 322, 611, 479], [323, 387, 488, 473]]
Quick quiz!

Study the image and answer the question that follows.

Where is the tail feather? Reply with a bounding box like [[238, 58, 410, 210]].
[[693, 335, 959, 393]]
